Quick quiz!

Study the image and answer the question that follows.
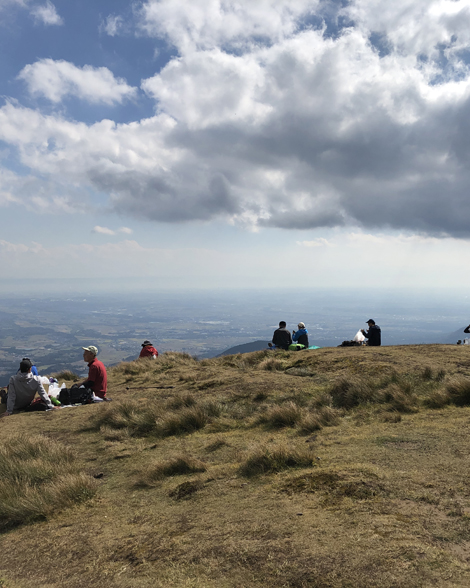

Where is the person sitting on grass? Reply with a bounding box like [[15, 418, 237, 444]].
[[268, 321, 292, 350], [361, 319, 381, 346], [291, 322, 309, 349], [139, 340, 159, 359], [1, 359, 56, 417], [80, 346, 108, 400]]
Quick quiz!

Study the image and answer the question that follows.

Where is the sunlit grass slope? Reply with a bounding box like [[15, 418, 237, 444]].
[[1, 344, 470, 587]]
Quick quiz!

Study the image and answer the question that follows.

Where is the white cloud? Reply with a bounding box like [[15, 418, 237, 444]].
[[18, 59, 137, 104], [138, 0, 318, 53], [101, 14, 124, 37], [297, 238, 332, 247], [3, 1, 470, 236], [31, 0, 62, 26], [92, 226, 116, 235], [92, 226, 133, 235]]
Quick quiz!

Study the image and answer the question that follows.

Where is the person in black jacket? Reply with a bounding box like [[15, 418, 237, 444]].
[[361, 319, 381, 346], [269, 321, 292, 350]]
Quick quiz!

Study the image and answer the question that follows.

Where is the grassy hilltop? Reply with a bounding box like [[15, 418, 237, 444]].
[[2, 345, 470, 587]]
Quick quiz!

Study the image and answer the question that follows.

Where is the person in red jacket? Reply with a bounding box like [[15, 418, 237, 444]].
[[139, 340, 159, 359], [81, 345, 108, 399]]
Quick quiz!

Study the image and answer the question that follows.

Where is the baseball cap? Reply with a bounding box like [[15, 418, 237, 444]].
[[82, 345, 98, 356]]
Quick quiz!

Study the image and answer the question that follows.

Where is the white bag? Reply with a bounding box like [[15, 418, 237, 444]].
[[353, 329, 366, 343]]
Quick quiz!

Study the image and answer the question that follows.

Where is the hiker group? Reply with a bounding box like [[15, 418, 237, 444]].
[[0, 339, 160, 417], [269, 319, 381, 350], [1, 318, 383, 417]]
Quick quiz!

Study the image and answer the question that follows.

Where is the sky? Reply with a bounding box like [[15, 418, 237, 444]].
[[1, 0, 470, 292]]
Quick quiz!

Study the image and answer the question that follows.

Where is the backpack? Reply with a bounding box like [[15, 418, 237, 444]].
[[59, 385, 93, 405]]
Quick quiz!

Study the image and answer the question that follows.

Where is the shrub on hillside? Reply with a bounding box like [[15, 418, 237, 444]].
[[0, 435, 97, 529], [239, 444, 314, 477], [445, 379, 470, 406]]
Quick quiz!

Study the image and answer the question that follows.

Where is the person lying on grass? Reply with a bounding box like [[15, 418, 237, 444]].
[[1, 359, 57, 417]]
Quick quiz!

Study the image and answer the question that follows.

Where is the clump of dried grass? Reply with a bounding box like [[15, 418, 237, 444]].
[[422, 389, 450, 409], [91, 400, 161, 435], [166, 394, 196, 410], [0, 435, 97, 529], [239, 444, 314, 477], [258, 358, 285, 371], [298, 407, 341, 434], [445, 379, 470, 406], [381, 384, 419, 413], [256, 401, 303, 429], [329, 377, 377, 409], [136, 455, 207, 486]]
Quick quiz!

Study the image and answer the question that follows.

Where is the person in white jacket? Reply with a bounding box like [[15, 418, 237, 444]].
[[1, 359, 55, 417]]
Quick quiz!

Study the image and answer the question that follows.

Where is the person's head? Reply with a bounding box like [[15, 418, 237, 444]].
[[20, 358, 32, 373], [279, 321, 286, 328], [297, 322, 305, 329], [82, 345, 98, 363], [367, 319, 376, 326], [142, 340, 152, 347]]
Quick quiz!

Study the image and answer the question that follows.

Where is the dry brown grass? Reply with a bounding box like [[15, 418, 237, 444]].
[[0, 435, 97, 530], [2, 344, 470, 587]]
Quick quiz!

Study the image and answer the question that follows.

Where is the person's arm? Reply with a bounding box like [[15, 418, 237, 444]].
[[464, 325, 470, 334], [292, 331, 299, 342]]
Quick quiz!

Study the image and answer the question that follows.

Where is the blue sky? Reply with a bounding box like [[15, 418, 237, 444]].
[[1, 0, 470, 292]]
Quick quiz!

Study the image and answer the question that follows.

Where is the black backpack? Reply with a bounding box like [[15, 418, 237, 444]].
[[59, 385, 93, 405]]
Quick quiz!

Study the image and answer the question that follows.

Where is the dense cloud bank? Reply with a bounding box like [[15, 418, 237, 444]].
[[2, 0, 470, 235]]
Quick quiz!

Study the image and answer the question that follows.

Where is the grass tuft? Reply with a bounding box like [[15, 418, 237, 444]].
[[329, 377, 376, 409], [0, 435, 97, 529], [445, 379, 470, 406], [257, 401, 302, 429], [381, 384, 419, 413], [239, 444, 314, 477], [157, 406, 209, 437], [258, 358, 285, 371], [298, 407, 341, 434], [136, 455, 207, 486], [423, 389, 450, 409], [166, 394, 196, 410]]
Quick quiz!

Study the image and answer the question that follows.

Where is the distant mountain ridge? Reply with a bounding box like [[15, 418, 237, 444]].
[[217, 340, 269, 356]]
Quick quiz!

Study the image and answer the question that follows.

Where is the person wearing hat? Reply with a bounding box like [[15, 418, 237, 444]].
[[292, 322, 309, 348], [139, 340, 159, 359], [81, 346, 108, 399], [1, 359, 55, 417], [361, 320, 381, 346]]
